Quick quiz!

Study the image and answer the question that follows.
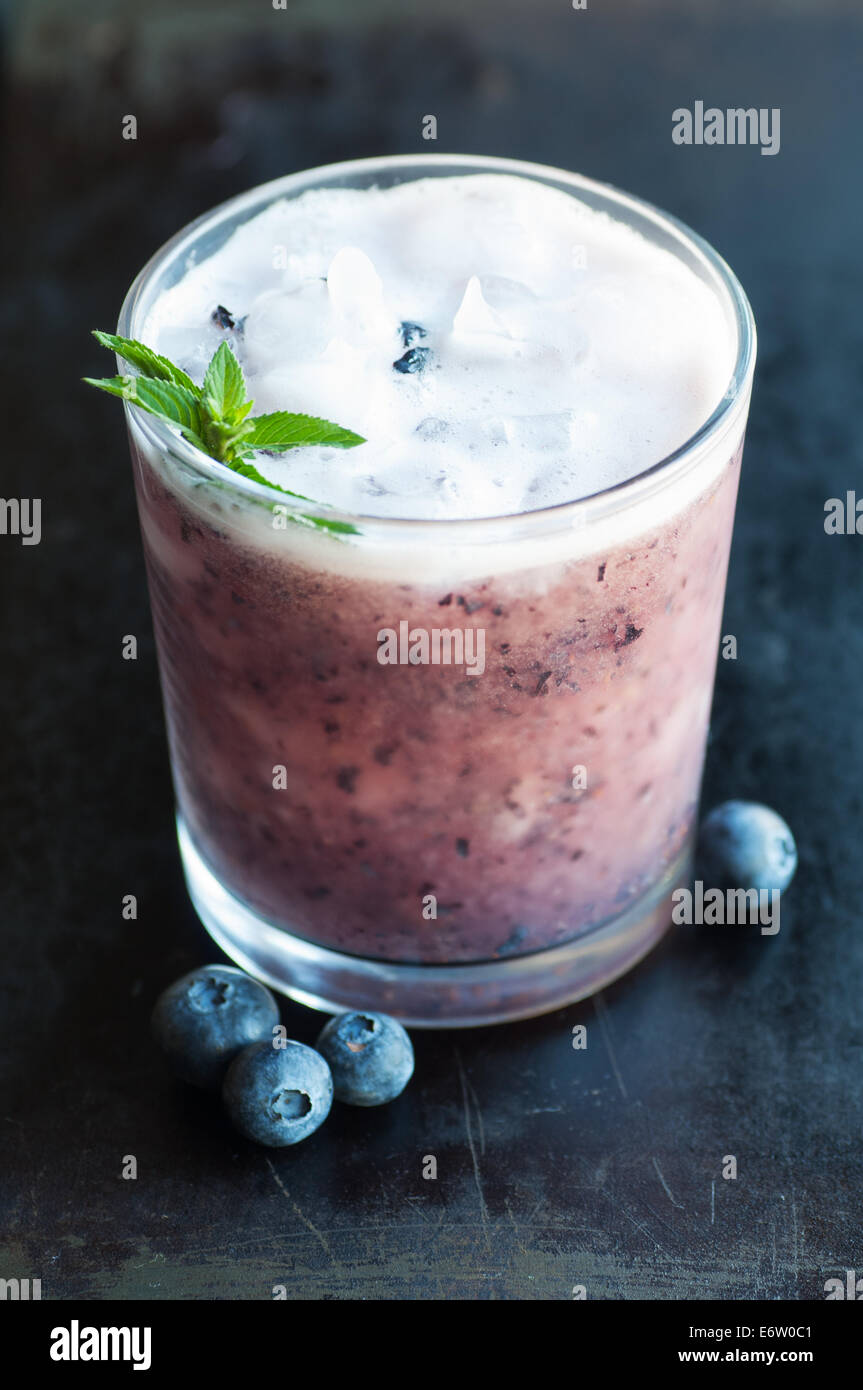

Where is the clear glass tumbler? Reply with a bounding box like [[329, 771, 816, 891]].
[[118, 154, 756, 1026]]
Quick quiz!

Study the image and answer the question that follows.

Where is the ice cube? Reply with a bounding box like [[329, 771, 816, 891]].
[[326, 246, 398, 346], [530, 295, 592, 361], [415, 417, 451, 442], [452, 276, 511, 339], [475, 411, 580, 453], [358, 474, 392, 499], [431, 460, 528, 519], [242, 282, 333, 372], [479, 275, 538, 310], [508, 411, 579, 451], [481, 417, 513, 446], [251, 356, 372, 435]]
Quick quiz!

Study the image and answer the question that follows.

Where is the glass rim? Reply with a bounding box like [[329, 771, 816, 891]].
[[118, 151, 756, 538]]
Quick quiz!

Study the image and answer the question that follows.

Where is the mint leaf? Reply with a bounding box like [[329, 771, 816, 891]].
[[244, 412, 365, 451], [92, 331, 197, 393], [85, 331, 365, 537], [83, 375, 137, 401], [230, 459, 359, 534], [132, 377, 203, 431], [83, 374, 208, 452], [202, 340, 247, 422], [86, 374, 202, 430]]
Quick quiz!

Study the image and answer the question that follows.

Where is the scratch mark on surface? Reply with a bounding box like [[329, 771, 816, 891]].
[[403, 1201, 448, 1255], [405, 1195, 437, 1227], [593, 993, 628, 1100], [526, 1199, 544, 1225], [265, 1157, 334, 1261], [462, 1067, 486, 1155], [600, 1189, 673, 1259], [504, 1199, 531, 1257], [641, 1200, 682, 1244], [416, 1211, 447, 1260], [711, 1180, 715, 1226], [652, 1156, 684, 1209], [780, 1133, 802, 1288], [454, 1047, 492, 1258]]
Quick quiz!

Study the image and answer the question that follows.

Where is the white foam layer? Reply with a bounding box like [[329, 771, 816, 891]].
[[144, 174, 737, 522]]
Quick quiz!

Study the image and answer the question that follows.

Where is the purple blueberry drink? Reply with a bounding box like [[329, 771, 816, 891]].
[[119, 156, 755, 1025]]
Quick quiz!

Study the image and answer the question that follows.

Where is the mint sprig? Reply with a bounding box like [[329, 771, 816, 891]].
[[84, 332, 365, 534], [91, 330, 198, 392]]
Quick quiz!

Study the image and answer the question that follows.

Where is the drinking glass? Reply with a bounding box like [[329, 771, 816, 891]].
[[118, 154, 756, 1026]]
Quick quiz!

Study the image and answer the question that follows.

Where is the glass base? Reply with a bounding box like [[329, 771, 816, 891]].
[[177, 816, 687, 1028]]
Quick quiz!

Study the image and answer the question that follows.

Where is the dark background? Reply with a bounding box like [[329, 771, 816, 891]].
[[1, 0, 861, 1299]]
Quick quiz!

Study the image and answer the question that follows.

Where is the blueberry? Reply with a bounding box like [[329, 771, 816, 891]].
[[211, 304, 235, 330], [399, 320, 427, 348], [315, 1011, 414, 1107], [393, 347, 431, 374], [151, 965, 280, 1091], [222, 1040, 332, 1146], [697, 801, 797, 893]]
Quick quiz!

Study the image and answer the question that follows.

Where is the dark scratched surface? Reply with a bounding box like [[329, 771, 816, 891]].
[[1, 2, 861, 1298]]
